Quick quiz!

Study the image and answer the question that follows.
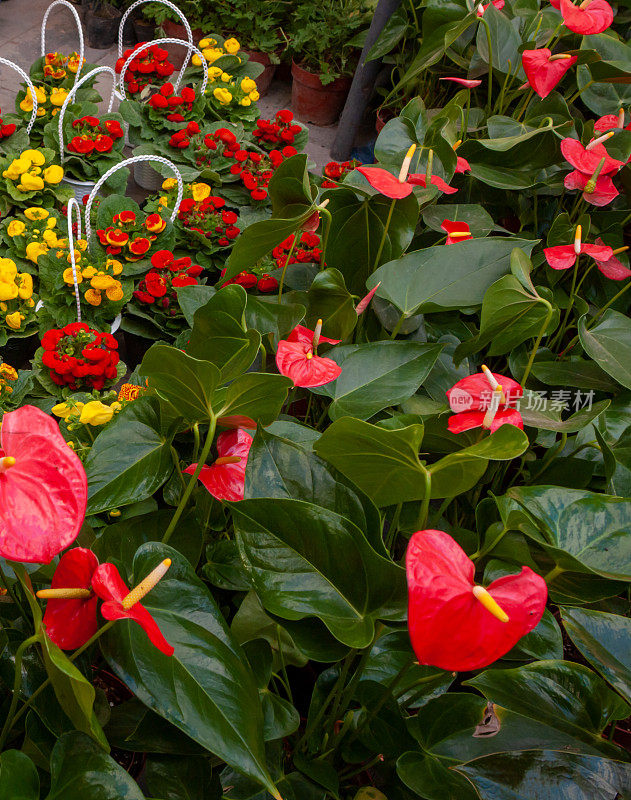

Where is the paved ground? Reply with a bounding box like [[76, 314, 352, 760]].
[[0, 0, 339, 169]]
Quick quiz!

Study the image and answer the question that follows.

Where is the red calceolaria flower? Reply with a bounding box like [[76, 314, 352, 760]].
[[521, 49, 578, 98], [148, 82, 196, 123], [441, 219, 472, 244], [40, 322, 120, 391], [357, 145, 457, 199], [321, 159, 360, 188], [184, 428, 253, 502], [91, 558, 175, 656], [253, 109, 303, 148], [0, 405, 87, 563], [229, 145, 297, 202], [559, 0, 613, 34], [40, 548, 99, 649], [176, 195, 240, 247], [67, 115, 122, 156], [544, 225, 613, 271], [406, 529, 547, 671], [276, 321, 342, 388], [133, 249, 202, 313], [98, 209, 166, 261], [116, 43, 174, 94], [447, 365, 524, 433], [592, 238, 631, 280], [0, 108, 17, 140]]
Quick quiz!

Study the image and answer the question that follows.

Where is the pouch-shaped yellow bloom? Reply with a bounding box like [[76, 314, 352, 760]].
[[107, 258, 124, 275], [84, 288, 101, 306], [90, 272, 116, 290], [203, 47, 224, 63], [7, 220, 26, 237], [42, 229, 59, 246], [17, 273, 33, 299], [22, 150, 46, 166], [44, 165, 64, 184], [208, 66, 223, 80], [4, 158, 31, 179], [47, 217, 57, 229], [213, 87, 232, 105], [18, 173, 45, 192], [191, 182, 211, 201], [63, 267, 82, 285], [81, 266, 97, 279], [0, 258, 18, 281], [106, 283, 124, 301], [25, 241, 48, 263], [221, 72, 231, 83], [52, 401, 83, 421], [20, 87, 46, 111], [24, 207, 49, 221], [5, 311, 24, 330], [0, 282, 18, 302], [191, 54, 202, 66], [50, 88, 68, 107], [241, 77, 257, 93], [79, 400, 114, 425], [224, 38, 240, 53], [162, 178, 177, 189], [249, 90, 260, 102], [240, 97, 251, 107]]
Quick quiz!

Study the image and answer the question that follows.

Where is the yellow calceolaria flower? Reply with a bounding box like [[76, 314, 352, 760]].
[[52, 400, 84, 421], [118, 383, 144, 401], [191, 182, 211, 201], [18, 173, 45, 192], [49, 88, 69, 107], [47, 217, 57, 229], [213, 87, 233, 105], [249, 90, 260, 102], [24, 207, 49, 221], [63, 266, 82, 285], [0, 282, 18, 301], [208, 66, 223, 80], [42, 229, 59, 246], [240, 97, 251, 107], [20, 86, 47, 112], [221, 72, 232, 83], [203, 47, 224, 63], [158, 196, 168, 207], [3, 158, 31, 179], [162, 178, 177, 190], [77, 238, 88, 251], [0, 363, 18, 381], [44, 165, 64, 184], [79, 400, 115, 426], [5, 311, 24, 330], [223, 37, 240, 54], [22, 150, 46, 167], [198, 37, 217, 49], [7, 220, 26, 237], [191, 54, 202, 66], [0, 258, 18, 283], [241, 77, 257, 93], [25, 241, 48, 263], [91, 272, 117, 291], [0, 303, 6, 312], [81, 266, 97, 279], [107, 258, 123, 276], [17, 273, 33, 299], [106, 283, 124, 302], [84, 288, 101, 306]]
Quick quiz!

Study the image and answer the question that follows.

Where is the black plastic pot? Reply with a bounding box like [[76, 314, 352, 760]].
[[3, 335, 39, 371], [133, 18, 156, 42], [84, 2, 121, 49]]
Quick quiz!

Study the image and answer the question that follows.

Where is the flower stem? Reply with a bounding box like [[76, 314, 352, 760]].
[[0, 634, 39, 751], [277, 231, 299, 301], [417, 466, 432, 530], [163, 415, 217, 545], [543, 565, 565, 584], [479, 18, 494, 113], [521, 300, 554, 385], [373, 198, 396, 272], [563, 279, 631, 355], [319, 207, 333, 267]]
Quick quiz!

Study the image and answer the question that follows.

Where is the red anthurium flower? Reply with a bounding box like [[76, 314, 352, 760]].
[[592, 238, 631, 280], [356, 144, 431, 199], [0, 406, 87, 563], [564, 169, 618, 206], [447, 366, 524, 433], [476, 0, 504, 15], [92, 559, 174, 656], [407, 173, 458, 194], [39, 549, 99, 650], [276, 321, 342, 388], [522, 49, 577, 98], [544, 225, 613, 270], [441, 219, 472, 244], [560, 135, 623, 176], [356, 282, 380, 314], [594, 110, 630, 133], [455, 155, 471, 173], [184, 428, 252, 502], [560, 0, 613, 34], [439, 77, 482, 88], [406, 529, 547, 671]]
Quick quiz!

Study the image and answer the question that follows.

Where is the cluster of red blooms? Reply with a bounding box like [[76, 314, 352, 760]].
[[221, 265, 278, 293], [178, 196, 240, 247], [133, 249, 202, 311], [321, 159, 360, 188], [0, 108, 16, 141], [115, 43, 175, 95], [168, 120, 202, 149], [229, 145, 298, 201], [97, 209, 166, 260], [167, 126, 241, 172], [148, 82, 196, 123], [252, 110, 302, 148], [67, 116, 124, 156], [40, 322, 119, 391]]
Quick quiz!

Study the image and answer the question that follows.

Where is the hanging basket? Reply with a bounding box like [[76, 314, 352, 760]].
[[134, 160, 164, 191], [0, 58, 39, 136]]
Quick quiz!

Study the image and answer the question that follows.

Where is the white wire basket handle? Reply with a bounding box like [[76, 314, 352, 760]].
[[66, 197, 83, 322], [40, 0, 85, 84], [118, 38, 208, 99], [118, 0, 192, 60], [0, 58, 38, 135], [58, 66, 117, 164], [84, 155, 183, 244]]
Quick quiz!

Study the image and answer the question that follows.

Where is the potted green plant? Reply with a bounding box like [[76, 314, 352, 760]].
[[288, 0, 370, 125]]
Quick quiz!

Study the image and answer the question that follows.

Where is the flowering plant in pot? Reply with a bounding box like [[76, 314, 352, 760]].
[[13, 84, 73, 145], [43, 110, 128, 194], [0, 256, 38, 344], [114, 42, 176, 96], [0, 207, 68, 272], [28, 51, 97, 91], [0, 148, 70, 216]]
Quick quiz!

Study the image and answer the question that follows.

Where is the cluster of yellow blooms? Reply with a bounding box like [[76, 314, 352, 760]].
[[158, 179, 212, 206], [6, 207, 69, 264], [191, 37, 259, 108], [53, 398, 122, 427], [2, 150, 64, 193], [0, 257, 36, 331], [0, 362, 18, 402], [61, 252, 125, 306], [20, 85, 69, 118]]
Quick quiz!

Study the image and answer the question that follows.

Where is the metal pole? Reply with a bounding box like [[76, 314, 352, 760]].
[[330, 0, 403, 160]]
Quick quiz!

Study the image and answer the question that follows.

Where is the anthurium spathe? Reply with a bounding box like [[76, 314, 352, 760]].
[[560, 134, 623, 176], [447, 366, 524, 433], [406, 529, 547, 671], [276, 321, 342, 388], [39, 548, 99, 650], [592, 239, 631, 280], [91, 559, 174, 656], [594, 109, 631, 133], [439, 77, 482, 88], [356, 145, 457, 199], [184, 428, 253, 502], [522, 50, 577, 98], [560, 0, 613, 34], [0, 405, 87, 563], [563, 169, 618, 206], [544, 226, 613, 270], [441, 219, 472, 244]]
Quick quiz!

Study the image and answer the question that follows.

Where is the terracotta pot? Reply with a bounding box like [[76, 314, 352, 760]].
[[291, 60, 351, 126], [375, 106, 394, 134], [161, 20, 204, 69], [242, 49, 276, 96]]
